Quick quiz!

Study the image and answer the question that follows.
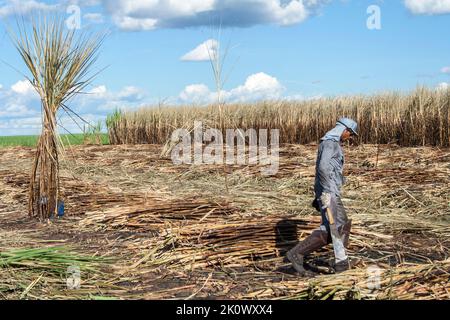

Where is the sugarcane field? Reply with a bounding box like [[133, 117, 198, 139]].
[[0, 1, 449, 304]]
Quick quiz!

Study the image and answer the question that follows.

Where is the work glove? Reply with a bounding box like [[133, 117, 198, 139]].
[[311, 198, 321, 212], [320, 192, 331, 209]]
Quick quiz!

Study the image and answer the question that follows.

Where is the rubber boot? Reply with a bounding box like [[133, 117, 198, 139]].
[[335, 259, 350, 273], [286, 230, 329, 275]]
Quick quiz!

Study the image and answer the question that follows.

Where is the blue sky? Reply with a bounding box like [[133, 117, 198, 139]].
[[0, 0, 450, 135]]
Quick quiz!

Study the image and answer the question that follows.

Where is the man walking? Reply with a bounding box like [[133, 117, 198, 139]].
[[287, 118, 358, 274]]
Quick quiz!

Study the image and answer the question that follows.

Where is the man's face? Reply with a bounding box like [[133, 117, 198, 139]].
[[341, 129, 352, 142]]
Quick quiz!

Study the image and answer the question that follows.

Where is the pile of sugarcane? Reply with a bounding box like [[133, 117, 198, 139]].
[[1, 170, 161, 216], [80, 199, 238, 231], [77, 205, 449, 299], [80, 205, 395, 270], [75, 193, 449, 300], [239, 259, 450, 300]]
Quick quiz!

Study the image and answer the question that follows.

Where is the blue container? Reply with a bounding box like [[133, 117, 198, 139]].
[[57, 200, 65, 217]]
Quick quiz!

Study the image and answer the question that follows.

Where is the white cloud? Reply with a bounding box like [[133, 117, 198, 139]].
[[437, 82, 449, 90], [179, 72, 285, 104], [102, 0, 328, 31], [0, 0, 57, 18], [228, 72, 285, 102], [0, 0, 327, 30], [441, 66, 450, 74], [66, 0, 102, 6], [83, 12, 105, 24], [104, 0, 215, 27], [179, 84, 215, 104], [0, 80, 40, 123], [0, 117, 42, 135], [0, 103, 37, 118], [57, 113, 106, 133], [112, 16, 158, 31], [0, 113, 107, 136], [0, 81, 149, 135], [11, 80, 39, 98], [118, 86, 145, 100], [89, 85, 108, 98], [181, 39, 218, 62], [82, 84, 147, 110], [87, 84, 145, 101], [404, 0, 450, 15]]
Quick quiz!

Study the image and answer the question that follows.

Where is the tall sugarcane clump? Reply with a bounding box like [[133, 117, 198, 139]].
[[11, 16, 103, 220]]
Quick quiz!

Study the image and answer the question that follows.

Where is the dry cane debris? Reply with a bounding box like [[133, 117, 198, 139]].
[[0, 144, 448, 299]]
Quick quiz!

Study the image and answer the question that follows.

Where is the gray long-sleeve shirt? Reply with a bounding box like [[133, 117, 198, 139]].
[[314, 139, 345, 198]]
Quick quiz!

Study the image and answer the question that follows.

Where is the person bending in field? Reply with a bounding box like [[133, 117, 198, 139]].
[[287, 118, 358, 274]]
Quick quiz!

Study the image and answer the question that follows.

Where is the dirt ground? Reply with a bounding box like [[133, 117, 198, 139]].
[[0, 144, 449, 300]]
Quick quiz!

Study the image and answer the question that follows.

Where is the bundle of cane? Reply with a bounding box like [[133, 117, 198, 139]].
[[10, 15, 104, 220]]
